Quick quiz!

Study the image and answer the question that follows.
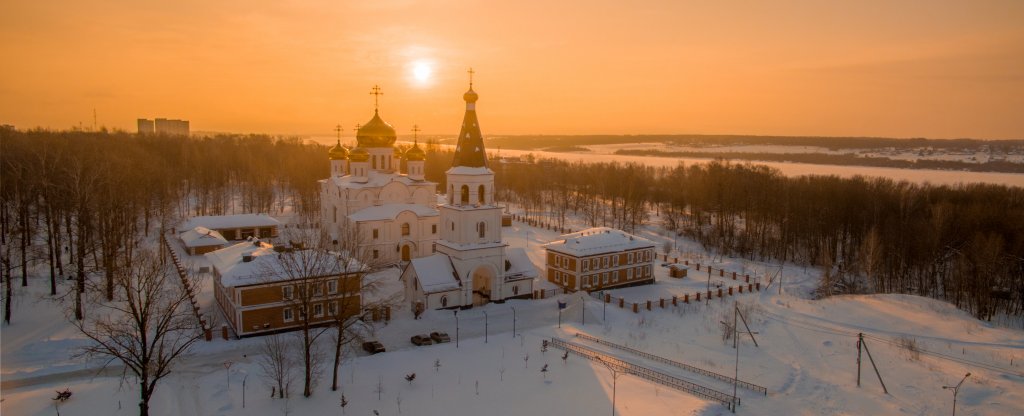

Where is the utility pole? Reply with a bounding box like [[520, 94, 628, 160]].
[[857, 333, 888, 394], [722, 303, 759, 413]]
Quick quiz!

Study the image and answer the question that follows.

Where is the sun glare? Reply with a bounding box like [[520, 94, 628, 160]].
[[411, 60, 433, 85]]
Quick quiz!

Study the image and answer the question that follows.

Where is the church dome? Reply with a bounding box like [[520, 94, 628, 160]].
[[349, 147, 370, 162], [356, 111, 397, 148], [405, 142, 426, 161], [328, 141, 349, 160], [463, 87, 479, 104]]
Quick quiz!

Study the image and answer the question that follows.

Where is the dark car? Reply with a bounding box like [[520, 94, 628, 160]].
[[429, 331, 451, 343], [362, 341, 385, 354], [411, 334, 434, 346]]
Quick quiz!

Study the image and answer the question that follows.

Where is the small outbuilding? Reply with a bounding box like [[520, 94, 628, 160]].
[[181, 213, 280, 241], [669, 264, 689, 278], [179, 226, 229, 255]]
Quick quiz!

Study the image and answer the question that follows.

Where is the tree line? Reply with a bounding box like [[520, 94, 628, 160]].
[[491, 157, 1024, 322]]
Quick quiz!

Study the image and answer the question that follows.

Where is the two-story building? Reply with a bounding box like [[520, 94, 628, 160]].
[[542, 227, 656, 292], [209, 239, 362, 337]]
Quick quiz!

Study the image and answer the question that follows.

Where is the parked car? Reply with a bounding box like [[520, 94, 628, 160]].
[[362, 340, 386, 354], [411, 334, 434, 346], [429, 331, 451, 343]]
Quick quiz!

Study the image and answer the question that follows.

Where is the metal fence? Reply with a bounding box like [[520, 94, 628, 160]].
[[574, 333, 767, 395], [548, 337, 736, 410]]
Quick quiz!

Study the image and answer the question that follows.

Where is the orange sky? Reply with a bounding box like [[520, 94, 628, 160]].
[[2, 1, 1023, 139]]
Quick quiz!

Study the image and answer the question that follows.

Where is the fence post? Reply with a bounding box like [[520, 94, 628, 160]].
[[605, 293, 611, 303], [732, 272, 737, 280], [695, 292, 700, 302], [660, 298, 665, 308], [717, 288, 722, 298], [632, 303, 639, 313], [719, 269, 724, 277], [756, 282, 761, 291], [646, 300, 652, 311], [684, 294, 689, 303], [672, 296, 677, 306], [619, 298, 624, 308], [745, 274, 750, 283], [728, 287, 733, 296]]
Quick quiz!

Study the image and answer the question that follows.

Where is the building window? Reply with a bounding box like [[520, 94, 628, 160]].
[[373, 250, 379, 259], [613, 271, 619, 283], [432, 224, 437, 234], [328, 280, 338, 294], [627, 268, 634, 279], [602, 256, 609, 268], [372, 229, 379, 239], [602, 272, 609, 284], [401, 223, 410, 236], [441, 295, 448, 307], [283, 308, 294, 322], [512, 285, 519, 295], [282, 286, 293, 300], [333, 207, 337, 223], [477, 222, 486, 238], [612, 256, 619, 267], [299, 306, 307, 320], [628, 252, 634, 264], [329, 302, 338, 316], [561, 273, 568, 285], [460, 185, 470, 205], [313, 303, 324, 318], [591, 258, 598, 269], [314, 284, 323, 296], [478, 184, 485, 204], [646, 266, 652, 277], [582, 258, 589, 272]]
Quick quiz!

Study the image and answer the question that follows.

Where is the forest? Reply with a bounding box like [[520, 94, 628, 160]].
[[2, 129, 1022, 327]]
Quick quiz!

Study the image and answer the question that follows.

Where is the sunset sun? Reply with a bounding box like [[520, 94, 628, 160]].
[[411, 60, 433, 85]]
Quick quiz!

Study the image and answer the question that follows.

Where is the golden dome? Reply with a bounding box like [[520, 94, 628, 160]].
[[463, 87, 479, 104], [356, 110, 397, 148], [328, 140, 349, 160], [349, 147, 370, 162], [405, 141, 426, 161]]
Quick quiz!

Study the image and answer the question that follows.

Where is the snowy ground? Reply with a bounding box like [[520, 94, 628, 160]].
[[4, 218, 1024, 416]]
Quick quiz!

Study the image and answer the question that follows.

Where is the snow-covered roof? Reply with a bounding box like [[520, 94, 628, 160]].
[[408, 254, 461, 294], [347, 204, 439, 222], [542, 227, 655, 257], [504, 247, 537, 281], [668, 263, 690, 270], [325, 170, 436, 189], [182, 214, 280, 231], [446, 166, 494, 176], [179, 226, 228, 248], [207, 241, 362, 288]]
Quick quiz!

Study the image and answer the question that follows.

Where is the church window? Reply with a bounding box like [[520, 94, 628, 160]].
[[449, 185, 454, 205], [372, 229, 379, 239], [441, 295, 448, 308], [478, 185, 485, 204], [512, 285, 519, 295], [432, 224, 437, 234], [450, 221, 455, 231], [373, 250, 379, 259], [460, 185, 470, 205], [372, 156, 377, 169], [478, 222, 486, 238], [401, 223, 410, 236], [333, 207, 337, 223]]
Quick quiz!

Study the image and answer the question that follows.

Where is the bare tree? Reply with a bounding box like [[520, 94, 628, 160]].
[[71, 248, 202, 416], [257, 333, 296, 399], [264, 228, 353, 398]]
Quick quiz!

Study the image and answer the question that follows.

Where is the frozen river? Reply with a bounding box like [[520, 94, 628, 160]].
[[308, 136, 1024, 187]]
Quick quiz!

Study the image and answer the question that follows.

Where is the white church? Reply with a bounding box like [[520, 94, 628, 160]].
[[319, 89, 439, 265], [400, 80, 536, 310]]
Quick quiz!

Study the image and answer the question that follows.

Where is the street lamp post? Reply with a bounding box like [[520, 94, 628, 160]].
[[942, 373, 971, 416], [454, 310, 459, 348], [581, 294, 586, 326], [511, 307, 516, 338], [483, 310, 489, 343], [595, 357, 620, 416]]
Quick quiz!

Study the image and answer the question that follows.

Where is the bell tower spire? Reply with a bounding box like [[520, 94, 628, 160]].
[[451, 68, 486, 168]]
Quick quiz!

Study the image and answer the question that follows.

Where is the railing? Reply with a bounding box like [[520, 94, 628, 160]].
[[549, 337, 736, 410], [574, 333, 768, 395]]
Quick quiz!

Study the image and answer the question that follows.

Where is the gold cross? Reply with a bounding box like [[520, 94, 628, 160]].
[[370, 85, 383, 110], [334, 124, 343, 140], [411, 124, 421, 140], [467, 68, 474, 88], [352, 123, 361, 133]]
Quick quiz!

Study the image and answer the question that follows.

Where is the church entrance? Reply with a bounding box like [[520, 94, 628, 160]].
[[471, 265, 496, 306], [401, 244, 411, 262]]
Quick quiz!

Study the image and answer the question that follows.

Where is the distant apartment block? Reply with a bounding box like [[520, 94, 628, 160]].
[[138, 117, 189, 136]]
